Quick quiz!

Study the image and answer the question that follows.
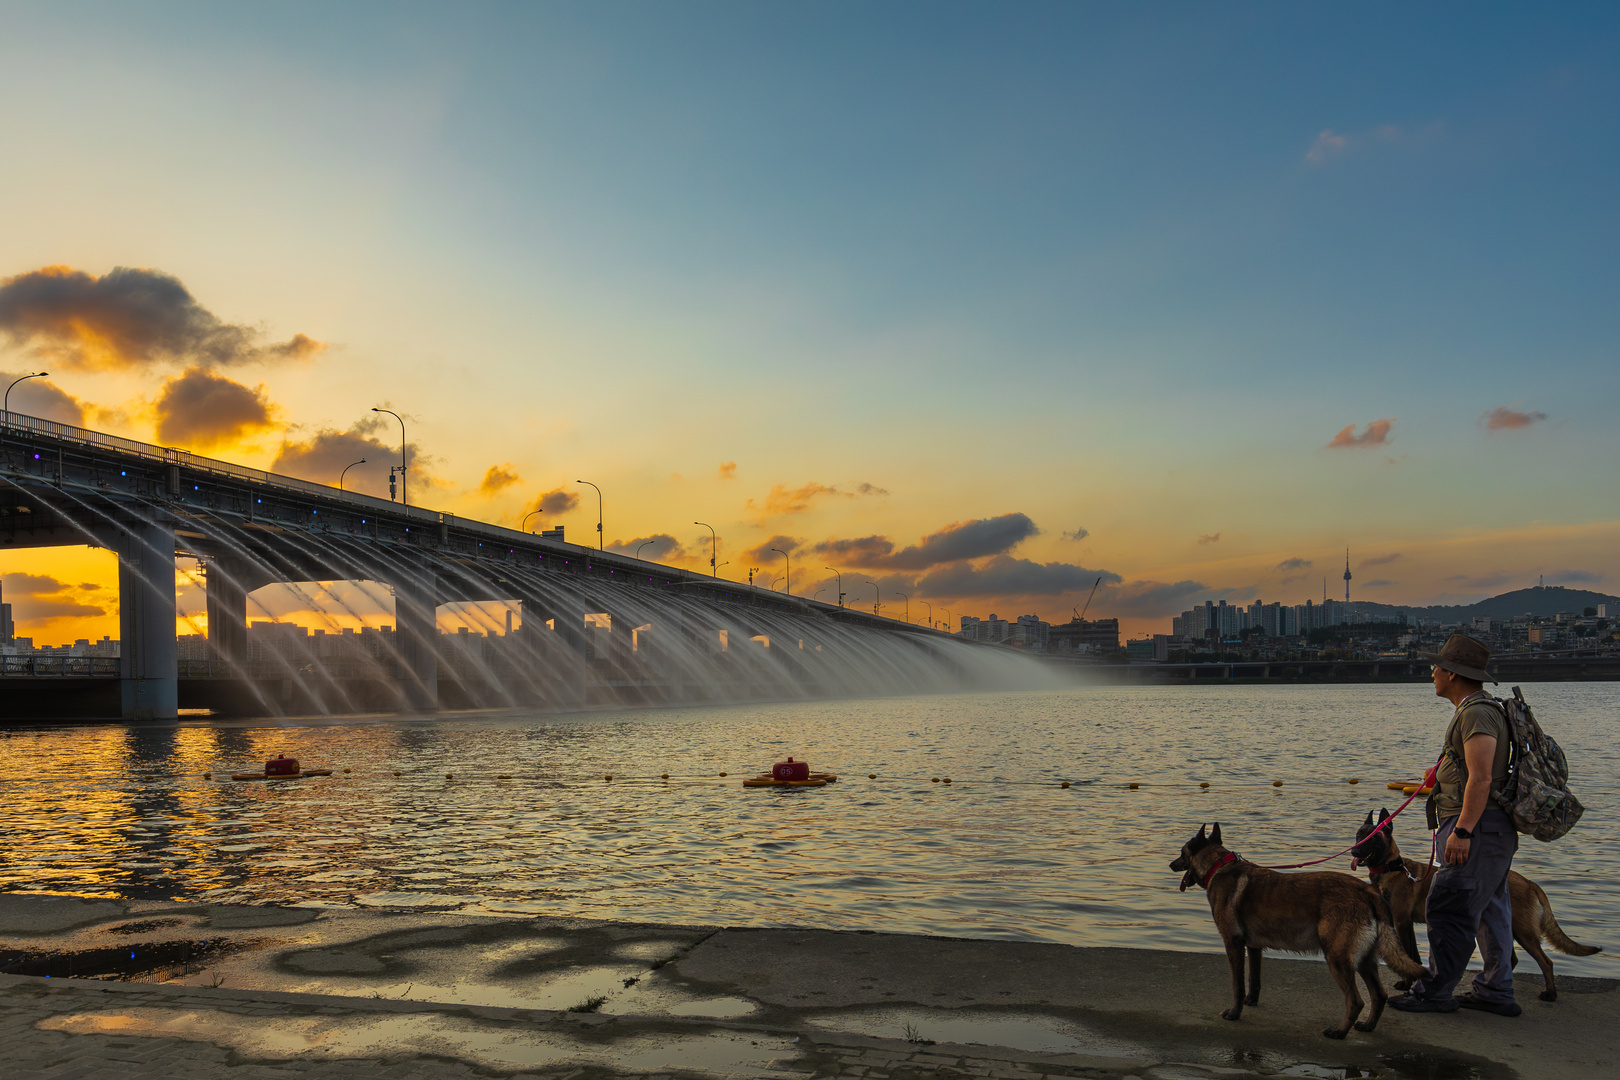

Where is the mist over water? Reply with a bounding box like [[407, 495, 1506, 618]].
[[4, 682, 1616, 977]]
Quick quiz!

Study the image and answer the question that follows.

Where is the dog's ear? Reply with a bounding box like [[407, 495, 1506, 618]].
[[1196, 823, 1208, 840], [1210, 822, 1222, 846], [1362, 810, 1373, 828], [1378, 807, 1390, 822]]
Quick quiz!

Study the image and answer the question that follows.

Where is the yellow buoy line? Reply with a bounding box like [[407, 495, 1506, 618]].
[[177, 769, 1406, 792]]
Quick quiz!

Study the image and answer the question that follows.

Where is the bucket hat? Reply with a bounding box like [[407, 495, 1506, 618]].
[[1422, 633, 1496, 684]]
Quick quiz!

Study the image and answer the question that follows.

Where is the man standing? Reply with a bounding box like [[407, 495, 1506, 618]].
[[1392, 634, 1521, 1017]]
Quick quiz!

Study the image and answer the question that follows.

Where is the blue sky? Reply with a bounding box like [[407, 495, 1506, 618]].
[[2, 3, 1617, 639]]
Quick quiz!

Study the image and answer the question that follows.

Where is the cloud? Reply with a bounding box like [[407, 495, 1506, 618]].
[[154, 366, 275, 450], [742, 534, 803, 566], [273, 418, 398, 496], [1482, 406, 1547, 431], [1548, 569, 1603, 585], [607, 533, 686, 561], [1, 370, 86, 425], [1197, 533, 1220, 545], [1361, 553, 1402, 567], [810, 513, 1038, 571], [1061, 527, 1089, 542], [717, 461, 737, 480], [1361, 579, 1397, 588], [1305, 123, 1405, 165], [1275, 558, 1313, 571], [745, 479, 886, 520], [1103, 579, 1212, 617], [1326, 419, 1394, 448], [478, 464, 521, 495], [0, 265, 324, 370], [531, 487, 580, 515], [1305, 129, 1349, 163], [916, 556, 1119, 600], [0, 572, 107, 620], [813, 535, 896, 565]]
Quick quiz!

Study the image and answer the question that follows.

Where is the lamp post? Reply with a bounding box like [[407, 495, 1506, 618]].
[[771, 575, 783, 591], [695, 522, 717, 576], [577, 480, 602, 549], [866, 580, 880, 616], [636, 540, 654, 560], [339, 458, 366, 491], [771, 547, 791, 596], [371, 408, 407, 506], [4, 372, 48, 431], [825, 567, 843, 607], [921, 599, 932, 628], [522, 510, 542, 533], [942, 608, 953, 634], [895, 592, 908, 624]]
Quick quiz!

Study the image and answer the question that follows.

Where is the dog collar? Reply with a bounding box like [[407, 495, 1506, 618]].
[[1201, 851, 1241, 889], [1367, 857, 1406, 879]]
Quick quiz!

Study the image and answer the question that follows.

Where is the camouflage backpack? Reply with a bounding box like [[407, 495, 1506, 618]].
[[1489, 687, 1584, 842]]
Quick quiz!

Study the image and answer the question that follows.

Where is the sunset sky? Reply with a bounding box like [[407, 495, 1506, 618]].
[[3, 3, 1618, 644]]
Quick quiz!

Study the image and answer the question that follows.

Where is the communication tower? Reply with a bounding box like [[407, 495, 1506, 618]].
[[1343, 548, 1352, 604]]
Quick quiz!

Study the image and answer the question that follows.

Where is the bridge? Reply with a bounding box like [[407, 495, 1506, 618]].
[[1, 412, 952, 720]]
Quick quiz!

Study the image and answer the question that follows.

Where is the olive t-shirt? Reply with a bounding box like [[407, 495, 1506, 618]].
[[1432, 692, 1512, 815]]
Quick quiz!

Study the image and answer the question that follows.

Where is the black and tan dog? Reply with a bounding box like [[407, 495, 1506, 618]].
[[1350, 807, 1601, 1001], [1171, 822, 1426, 1039]]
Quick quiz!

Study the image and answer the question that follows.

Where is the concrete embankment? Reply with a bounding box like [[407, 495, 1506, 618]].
[[2, 892, 1614, 1079]]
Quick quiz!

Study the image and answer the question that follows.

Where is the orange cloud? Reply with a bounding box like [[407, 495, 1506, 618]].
[[0, 265, 325, 370], [745, 480, 888, 521], [0, 370, 86, 425], [1482, 406, 1547, 431], [478, 463, 521, 495], [1326, 419, 1394, 448], [717, 461, 737, 479], [154, 366, 276, 450]]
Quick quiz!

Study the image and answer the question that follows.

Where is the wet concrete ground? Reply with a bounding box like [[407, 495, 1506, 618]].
[[2, 892, 1615, 1079]]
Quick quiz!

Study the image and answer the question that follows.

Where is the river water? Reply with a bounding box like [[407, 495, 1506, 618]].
[[4, 682, 1616, 976]]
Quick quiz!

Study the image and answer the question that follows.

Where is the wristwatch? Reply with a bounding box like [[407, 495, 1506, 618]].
[[1453, 826, 1474, 840]]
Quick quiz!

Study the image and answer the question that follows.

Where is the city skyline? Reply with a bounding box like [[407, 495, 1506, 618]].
[[4, 3, 1618, 643]]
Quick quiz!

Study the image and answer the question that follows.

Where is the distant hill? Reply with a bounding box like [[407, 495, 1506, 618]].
[[1350, 586, 1619, 624]]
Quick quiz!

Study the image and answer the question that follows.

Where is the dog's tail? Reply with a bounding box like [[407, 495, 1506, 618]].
[[1370, 890, 1428, 979], [1526, 880, 1603, 956]]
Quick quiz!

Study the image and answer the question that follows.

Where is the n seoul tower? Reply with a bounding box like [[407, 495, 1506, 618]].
[[1343, 548, 1352, 604]]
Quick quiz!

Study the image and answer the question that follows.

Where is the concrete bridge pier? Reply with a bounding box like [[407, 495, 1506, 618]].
[[115, 521, 178, 721], [203, 557, 271, 665], [392, 568, 440, 712]]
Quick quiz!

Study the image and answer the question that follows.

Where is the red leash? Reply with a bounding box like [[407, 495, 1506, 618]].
[[1255, 754, 1441, 871]]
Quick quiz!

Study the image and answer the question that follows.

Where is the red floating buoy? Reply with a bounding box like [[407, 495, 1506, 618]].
[[772, 756, 811, 782]]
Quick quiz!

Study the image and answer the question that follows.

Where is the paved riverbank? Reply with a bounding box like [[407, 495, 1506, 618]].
[[2, 893, 1614, 1079]]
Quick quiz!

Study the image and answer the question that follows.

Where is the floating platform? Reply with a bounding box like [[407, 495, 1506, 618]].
[[742, 772, 838, 788], [230, 769, 334, 781]]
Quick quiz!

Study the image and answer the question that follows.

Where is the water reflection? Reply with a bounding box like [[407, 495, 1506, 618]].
[[3, 683, 1616, 978]]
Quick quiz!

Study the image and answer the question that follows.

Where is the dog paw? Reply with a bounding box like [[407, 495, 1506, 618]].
[[1244, 994, 1259, 1005], [1323, 1028, 1349, 1040], [1394, 979, 1412, 991], [1353, 1020, 1376, 1032], [1221, 1008, 1242, 1022], [1540, 989, 1557, 1002]]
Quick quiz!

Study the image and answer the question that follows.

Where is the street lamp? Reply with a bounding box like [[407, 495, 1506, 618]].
[[522, 510, 542, 533], [895, 592, 909, 624], [4, 372, 48, 427], [921, 599, 933, 628], [771, 575, 783, 591], [771, 547, 791, 596], [825, 567, 843, 607], [942, 608, 953, 634], [577, 480, 603, 549], [371, 407, 407, 506], [695, 521, 717, 576], [339, 458, 366, 491], [636, 540, 654, 560], [866, 580, 880, 616]]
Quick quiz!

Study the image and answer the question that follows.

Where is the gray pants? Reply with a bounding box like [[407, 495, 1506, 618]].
[[1411, 809, 1519, 1004]]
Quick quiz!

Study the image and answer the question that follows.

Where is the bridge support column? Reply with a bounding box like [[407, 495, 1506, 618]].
[[117, 521, 178, 720], [393, 568, 439, 712], [205, 559, 251, 665]]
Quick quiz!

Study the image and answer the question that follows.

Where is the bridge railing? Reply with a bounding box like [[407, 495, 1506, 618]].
[[2, 655, 119, 677]]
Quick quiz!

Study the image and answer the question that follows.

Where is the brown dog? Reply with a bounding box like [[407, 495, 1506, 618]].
[[1350, 807, 1602, 1001], [1171, 822, 1426, 1039]]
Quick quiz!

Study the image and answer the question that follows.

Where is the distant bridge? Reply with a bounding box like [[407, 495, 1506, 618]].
[[1, 413, 952, 720]]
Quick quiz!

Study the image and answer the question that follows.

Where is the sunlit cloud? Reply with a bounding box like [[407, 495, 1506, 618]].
[[0, 370, 86, 425], [1061, 527, 1089, 542], [478, 463, 521, 495], [154, 366, 276, 450], [1481, 406, 1547, 431], [606, 533, 686, 561], [530, 487, 580, 515], [0, 572, 106, 620], [916, 555, 1119, 600], [745, 479, 886, 521], [742, 534, 803, 566], [0, 265, 325, 370], [1326, 419, 1394, 448], [717, 461, 737, 480]]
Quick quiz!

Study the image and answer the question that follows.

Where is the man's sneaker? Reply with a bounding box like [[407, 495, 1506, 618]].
[[1390, 993, 1459, 1013], [1456, 993, 1522, 1017]]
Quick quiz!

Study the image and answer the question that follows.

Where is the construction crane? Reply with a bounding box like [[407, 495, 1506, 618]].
[[1074, 575, 1102, 622]]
